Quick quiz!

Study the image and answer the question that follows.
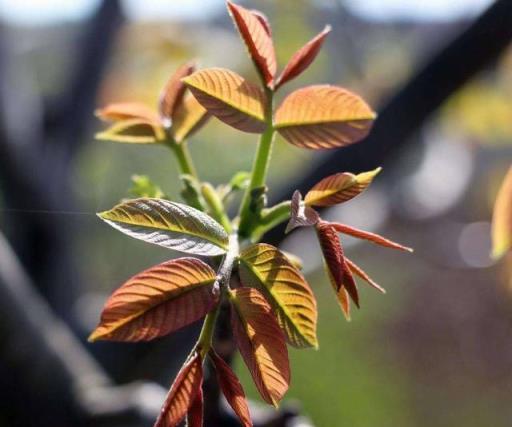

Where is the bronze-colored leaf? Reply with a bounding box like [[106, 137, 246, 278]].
[[330, 222, 413, 252], [171, 94, 209, 143], [209, 350, 252, 427], [316, 221, 359, 307], [230, 287, 290, 406], [274, 85, 376, 149], [276, 25, 331, 89], [227, 1, 276, 88], [95, 102, 160, 124], [159, 61, 196, 124], [304, 168, 381, 207], [183, 68, 267, 133], [154, 352, 203, 427], [96, 118, 165, 144], [492, 165, 512, 259], [186, 387, 203, 427], [89, 258, 217, 342], [345, 257, 385, 294]]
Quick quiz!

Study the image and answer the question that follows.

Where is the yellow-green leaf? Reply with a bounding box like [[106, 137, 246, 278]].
[[183, 68, 267, 133], [171, 94, 209, 143], [274, 85, 376, 149], [95, 118, 165, 144], [304, 168, 381, 207], [492, 165, 512, 259], [239, 243, 318, 348], [89, 258, 217, 342], [98, 198, 229, 256]]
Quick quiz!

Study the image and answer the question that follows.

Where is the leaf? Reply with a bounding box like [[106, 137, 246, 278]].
[[230, 287, 290, 406], [95, 118, 165, 144], [98, 198, 229, 256], [155, 352, 203, 427], [316, 221, 359, 308], [209, 350, 252, 427], [330, 222, 413, 252], [89, 258, 217, 342], [171, 94, 209, 143], [239, 243, 318, 349], [95, 102, 160, 123], [186, 387, 203, 427], [274, 85, 376, 149], [285, 190, 320, 233], [183, 68, 267, 133], [304, 168, 381, 207], [159, 61, 196, 124], [345, 257, 385, 294], [326, 267, 351, 320], [276, 25, 331, 89], [492, 165, 512, 259], [227, 1, 276, 88], [129, 175, 165, 199]]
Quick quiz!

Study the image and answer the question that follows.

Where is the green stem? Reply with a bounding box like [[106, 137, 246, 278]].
[[201, 182, 233, 233], [197, 304, 220, 358], [168, 139, 198, 179], [251, 200, 291, 241], [238, 91, 275, 237]]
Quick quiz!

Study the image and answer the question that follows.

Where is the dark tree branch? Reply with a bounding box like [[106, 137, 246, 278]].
[[265, 0, 512, 244]]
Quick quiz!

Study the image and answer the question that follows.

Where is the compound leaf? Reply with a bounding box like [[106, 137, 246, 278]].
[[155, 352, 203, 427], [183, 68, 267, 133], [227, 1, 276, 88], [304, 168, 381, 207], [230, 287, 290, 406], [274, 85, 376, 149], [89, 258, 217, 342], [239, 243, 318, 349], [98, 198, 229, 256]]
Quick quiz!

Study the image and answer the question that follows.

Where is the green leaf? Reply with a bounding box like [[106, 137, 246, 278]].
[[129, 175, 165, 199], [98, 198, 229, 256]]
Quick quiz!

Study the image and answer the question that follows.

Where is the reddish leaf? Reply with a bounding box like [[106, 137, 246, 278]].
[[345, 257, 385, 294], [250, 9, 272, 36], [316, 221, 359, 307], [89, 258, 217, 342], [304, 168, 381, 207], [186, 387, 204, 427], [155, 352, 203, 427], [171, 94, 209, 143], [209, 350, 252, 427], [95, 102, 160, 124], [326, 268, 351, 320], [95, 118, 165, 144], [227, 1, 276, 88], [330, 222, 413, 252], [183, 68, 267, 133], [285, 190, 320, 233], [276, 25, 331, 89], [159, 61, 196, 124], [274, 85, 376, 149], [230, 287, 290, 406]]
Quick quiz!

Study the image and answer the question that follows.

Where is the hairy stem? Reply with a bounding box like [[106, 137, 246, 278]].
[[238, 90, 275, 238]]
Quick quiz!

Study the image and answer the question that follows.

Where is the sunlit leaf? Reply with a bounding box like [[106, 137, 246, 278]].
[[98, 198, 229, 256], [239, 243, 318, 349], [331, 222, 413, 252], [227, 1, 276, 88], [345, 257, 385, 294], [183, 68, 267, 133], [304, 168, 381, 207], [274, 85, 376, 149], [95, 118, 165, 144], [209, 350, 252, 427], [155, 352, 203, 427], [95, 102, 160, 123], [159, 61, 196, 124], [89, 258, 217, 342], [171, 94, 209, 143], [186, 387, 203, 427], [230, 287, 290, 406], [276, 25, 331, 89], [492, 165, 512, 259], [316, 221, 359, 308], [285, 190, 320, 233]]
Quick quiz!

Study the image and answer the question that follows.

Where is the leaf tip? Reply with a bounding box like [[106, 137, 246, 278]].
[[88, 329, 102, 342]]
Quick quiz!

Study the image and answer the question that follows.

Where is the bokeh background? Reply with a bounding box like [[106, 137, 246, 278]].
[[1, 1, 512, 426]]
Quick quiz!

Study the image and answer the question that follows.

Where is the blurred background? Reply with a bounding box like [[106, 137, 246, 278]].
[[1, 0, 512, 426]]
